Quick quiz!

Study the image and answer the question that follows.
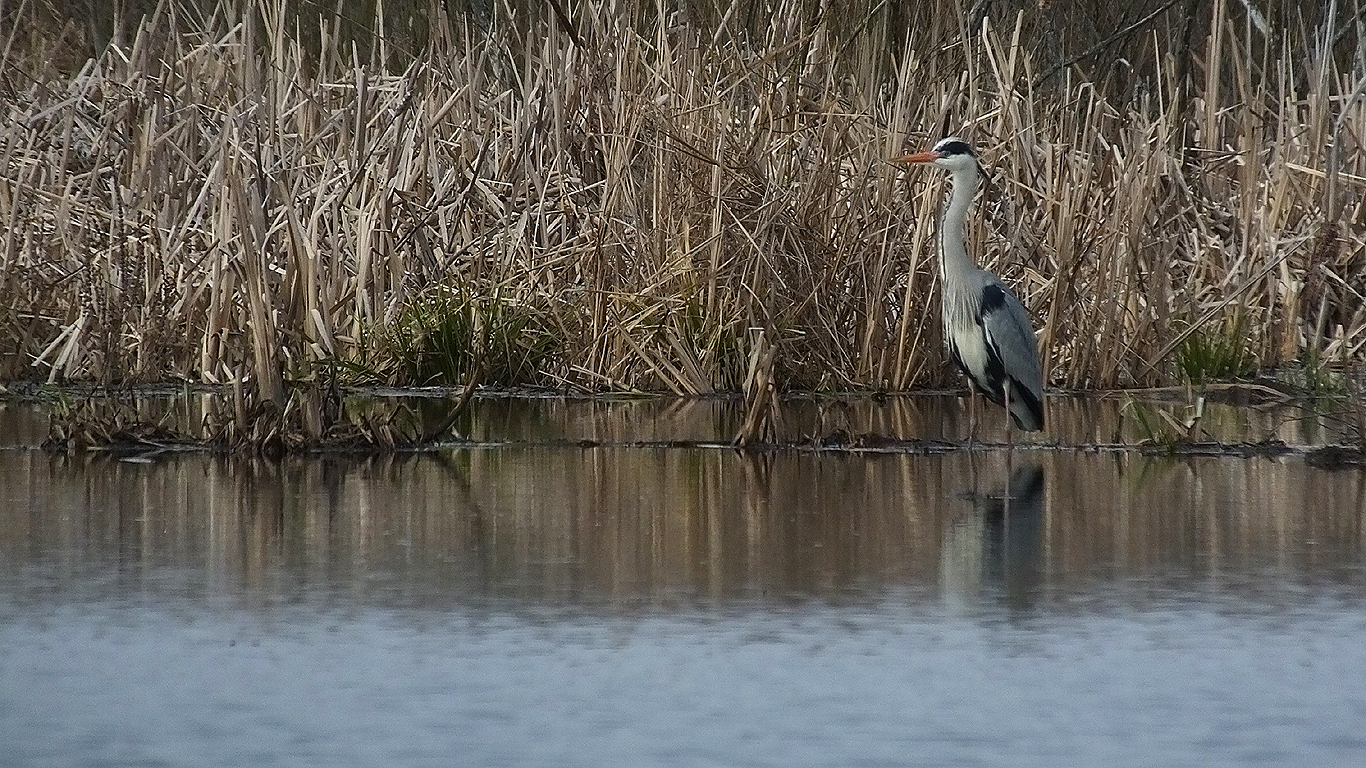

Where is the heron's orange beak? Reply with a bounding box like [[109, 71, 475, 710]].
[[889, 150, 939, 164]]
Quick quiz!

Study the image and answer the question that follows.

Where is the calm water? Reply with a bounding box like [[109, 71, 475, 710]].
[[1, 396, 1364, 767]]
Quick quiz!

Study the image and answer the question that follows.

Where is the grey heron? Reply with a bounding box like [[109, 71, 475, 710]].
[[891, 137, 1045, 444]]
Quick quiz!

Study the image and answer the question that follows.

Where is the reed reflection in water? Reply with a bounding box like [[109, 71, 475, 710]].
[[5, 424, 1366, 768], [3, 444, 1362, 611]]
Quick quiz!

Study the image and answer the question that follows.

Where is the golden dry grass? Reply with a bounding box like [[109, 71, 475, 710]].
[[2, 0, 1364, 426]]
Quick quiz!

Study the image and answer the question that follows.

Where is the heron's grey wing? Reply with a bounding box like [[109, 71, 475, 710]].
[[979, 282, 1045, 427], [979, 284, 1041, 386]]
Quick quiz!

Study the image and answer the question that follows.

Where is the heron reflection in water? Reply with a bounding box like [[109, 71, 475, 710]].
[[940, 462, 1046, 608]]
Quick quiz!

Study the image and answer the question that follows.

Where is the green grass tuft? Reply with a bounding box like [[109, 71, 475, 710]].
[[380, 289, 560, 388], [1173, 315, 1256, 384]]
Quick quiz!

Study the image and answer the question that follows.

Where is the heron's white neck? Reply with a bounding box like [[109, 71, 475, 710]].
[[939, 165, 980, 284]]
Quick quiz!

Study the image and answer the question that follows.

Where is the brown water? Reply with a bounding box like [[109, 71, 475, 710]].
[[1, 395, 1364, 767]]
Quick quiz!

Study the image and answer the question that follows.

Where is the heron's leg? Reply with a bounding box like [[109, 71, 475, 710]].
[[1002, 383, 1016, 521], [1003, 381, 1014, 453], [966, 386, 979, 448], [964, 428, 981, 489]]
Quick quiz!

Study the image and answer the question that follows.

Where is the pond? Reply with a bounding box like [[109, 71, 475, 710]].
[[1, 394, 1364, 767]]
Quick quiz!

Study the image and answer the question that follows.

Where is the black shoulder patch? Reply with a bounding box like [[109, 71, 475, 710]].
[[979, 283, 1008, 315]]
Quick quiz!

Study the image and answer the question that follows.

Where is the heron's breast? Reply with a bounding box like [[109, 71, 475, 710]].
[[948, 323, 991, 378], [941, 287, 989, 375]]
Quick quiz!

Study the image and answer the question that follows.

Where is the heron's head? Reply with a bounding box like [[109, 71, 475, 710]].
[[889, 137, 981, 175]]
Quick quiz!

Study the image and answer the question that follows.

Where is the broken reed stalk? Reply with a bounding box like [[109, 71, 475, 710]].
[[2, 0, 1365, 449]]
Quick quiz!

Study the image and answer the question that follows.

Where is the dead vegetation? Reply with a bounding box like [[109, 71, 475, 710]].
[[2, 0, 1364, 449]]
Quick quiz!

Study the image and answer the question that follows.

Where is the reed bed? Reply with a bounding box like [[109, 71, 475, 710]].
[[2, 0, 1364, 445]]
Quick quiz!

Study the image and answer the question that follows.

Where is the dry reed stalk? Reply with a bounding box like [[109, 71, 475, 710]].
[[0, 0, 1363, 442]]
